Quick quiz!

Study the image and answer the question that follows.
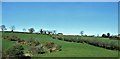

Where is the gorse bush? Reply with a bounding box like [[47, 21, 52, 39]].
[[3, 44, 24, 59], [29, 45, 45, 54], [2, 34, 20, 41], [45, 42, 62, 53], [52, 35, 120, 51], [45, 42, 55, 49], [27, 38, 40, 46], [2, 33, 63, 59]]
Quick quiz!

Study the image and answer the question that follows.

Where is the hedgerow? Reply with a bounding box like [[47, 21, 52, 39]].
[[51, 35, 120, 51]]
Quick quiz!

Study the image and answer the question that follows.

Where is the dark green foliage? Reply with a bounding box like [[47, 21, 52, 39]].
[[3, 44, 24, 59], [45, 42, 55, 49], [102, 34, 107, 38], [40, 29, 43, 34], [78, 39, 84, 43], [109, 36, 120, 40], [11, 26, 15, 32], [28, 28, 35, 33], [29, 44, 45, 54], [10, 35, 19, 41], [2, 35, 20, 41], [57, 37, 64, 40], [2, 35, 9, 39], [80, 31, 84, 36], [45, 42, 62, 52], [37, 46, 45, 54], [107, 33, 110, 38], [27, 38, 40, 46], [0, 25, 7, 32], [52, 36, 56, 39], [55, 35, 120, 51]]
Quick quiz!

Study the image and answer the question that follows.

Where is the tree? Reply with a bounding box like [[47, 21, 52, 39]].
[[44, 31, 47, 34], [97, 34, 99, 37], [43, 30, 47, 34], [47, 31, 52, 35], [107, 33, 110, 38], [0, 25, 7, 32], [53, 30, 56, 35], [23, 28, 26, 32], [28, 28, 35, 33], [0, 25, 7, 31], [11, 26, 15, 32], [102, 34, 107, 38], [80, 31, 84, 36], [40, 29, 43, 34]]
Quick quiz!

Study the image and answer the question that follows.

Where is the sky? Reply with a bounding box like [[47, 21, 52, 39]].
[[2, 2, 118, 35], [2, 0, 120, 2]]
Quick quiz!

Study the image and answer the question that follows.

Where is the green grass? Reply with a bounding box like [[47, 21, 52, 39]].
[[2, 39, 15, 51], [57, 35, 119, 47], [2, 32, 119, 57]]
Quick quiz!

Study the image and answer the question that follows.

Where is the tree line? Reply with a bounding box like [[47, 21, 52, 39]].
[[0, 25, 119, 38], [0, 25, 57, 35]]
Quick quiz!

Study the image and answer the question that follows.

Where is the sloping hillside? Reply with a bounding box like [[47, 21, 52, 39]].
[[2, 32, 118, 57]]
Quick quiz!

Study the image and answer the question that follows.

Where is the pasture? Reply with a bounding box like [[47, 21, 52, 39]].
[[1, 32, 119, 58]]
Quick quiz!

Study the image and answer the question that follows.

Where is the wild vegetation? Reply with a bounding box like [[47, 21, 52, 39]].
[[2, 32, 62, 59], [52, 35, 120, 51], [1, 32, 119, 58], [0, 25, 120, 59]]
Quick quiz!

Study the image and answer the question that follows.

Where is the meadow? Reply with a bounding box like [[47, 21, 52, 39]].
[[1, 32, 119, 58]]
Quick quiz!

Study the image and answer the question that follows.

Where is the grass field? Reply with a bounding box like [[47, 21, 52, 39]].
[[1, 32, 119, 57]]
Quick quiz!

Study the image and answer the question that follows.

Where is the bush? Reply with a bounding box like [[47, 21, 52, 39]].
[[9, 35, 18, 41], [30, 44, 45, 54], [27, 38, 40, 46], [45, 42, 55, 49], [2, 34, 20, 41], [2, 35, 9, 40], [57, 37, 63, 40], [3, 44, 24, 59], [79, 39, 85, 43], [44, 42, 62, 53]]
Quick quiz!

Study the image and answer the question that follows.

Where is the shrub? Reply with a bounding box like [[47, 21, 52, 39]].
[[109, 41, 118, 50], [27, 38, 40, 46], [57, 37, 63, 40], [45, 42, 55, 49], [44, 42, 62, 53], [79, 39, 85, 43], [52, 36, 56, 39], [30, 44, 45, 54], [55, 36, 120, 51], [4, 44, 24, 59], [2, 35, 9, 40]]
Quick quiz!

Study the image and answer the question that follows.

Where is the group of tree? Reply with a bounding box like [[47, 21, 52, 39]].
[[102, 33, 110, 38], [80, 31, 84, 36], [0, 25, 57, 35], [1, 25, 117, 38], [0, 25, 15, 32], [39, 29, 57, 35], [0, 25, 7, 32], [28, 28, 56, 35], [28, 28, 35, 33]]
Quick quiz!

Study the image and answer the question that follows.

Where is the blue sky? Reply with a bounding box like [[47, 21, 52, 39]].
[[2, 0, 120, 2], [2, 2, 118, 35]]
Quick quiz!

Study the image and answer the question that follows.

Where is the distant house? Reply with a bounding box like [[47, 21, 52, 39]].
[[57, 33, 63, 35]]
